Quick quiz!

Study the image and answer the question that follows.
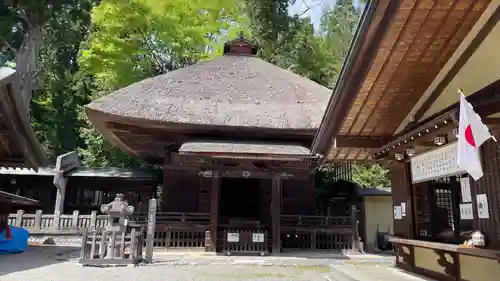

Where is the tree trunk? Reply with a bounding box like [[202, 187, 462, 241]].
[[15, 23, 42, 111]]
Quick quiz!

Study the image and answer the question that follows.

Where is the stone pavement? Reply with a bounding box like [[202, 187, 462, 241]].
[[327, 263, 435, 281], [0, 247, 435, 281]]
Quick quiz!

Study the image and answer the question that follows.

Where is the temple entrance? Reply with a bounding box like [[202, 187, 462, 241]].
[[219, 178, 260, 220]]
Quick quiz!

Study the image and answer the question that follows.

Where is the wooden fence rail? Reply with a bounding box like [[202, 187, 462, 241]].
[[79, 227, 144, 266], [9, 209, 359, 252], [8, 210, 211, 232], [8, 210, 108, 232]]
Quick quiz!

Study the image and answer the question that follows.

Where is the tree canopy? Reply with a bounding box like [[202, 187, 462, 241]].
[[1, 0, 388, 187]]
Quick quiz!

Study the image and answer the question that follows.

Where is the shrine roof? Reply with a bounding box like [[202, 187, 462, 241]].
[[0, 67, 46, 168], [86, 55, 331, 130], [0, 166, 160, 181], [0, 190, 39, 205]]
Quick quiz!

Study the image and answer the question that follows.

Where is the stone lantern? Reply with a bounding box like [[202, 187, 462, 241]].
[[101, 193, 135, 233], [100, 194, 135, 259]]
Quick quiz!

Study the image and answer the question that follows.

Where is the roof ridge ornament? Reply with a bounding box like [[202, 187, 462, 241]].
[[223, 32, 258, 56]]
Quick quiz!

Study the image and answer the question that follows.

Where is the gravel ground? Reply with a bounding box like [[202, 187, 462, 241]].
[[0, 247, 404, 281], [0, 247, 331, 281]]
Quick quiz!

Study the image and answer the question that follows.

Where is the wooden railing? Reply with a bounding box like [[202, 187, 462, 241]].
[[279, 207, 359, 251], [221, 228, 268, 255], [131, 212, 210, 226], [79, 227, 144, 265], [281, 215, 352, 229], [131, 212, 210, 249], [8, 210, 108, 232], [9, 209, 359, 252]]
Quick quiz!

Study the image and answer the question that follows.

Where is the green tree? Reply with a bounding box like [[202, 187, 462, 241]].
[[351, 164, 390, 188], [77, 0, 245, 167], [319, 0, 363, 88], [0, 1, 77, 108], [30, 1, 94, 161], [80, 0, 244, 90]]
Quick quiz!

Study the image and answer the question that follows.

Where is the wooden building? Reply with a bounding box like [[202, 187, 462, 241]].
[[0, 67, 45, 169], [0, 165, 161, 214], [313, 0, 500, 280], [84, 35, 338, 253], [0, 190, 39, 236]]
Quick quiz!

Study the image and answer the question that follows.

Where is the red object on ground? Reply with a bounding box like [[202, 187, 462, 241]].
[[5, 225, 11, 240]]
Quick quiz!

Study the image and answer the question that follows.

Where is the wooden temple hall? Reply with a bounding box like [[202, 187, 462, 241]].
[[83, 34, 371, 253], [312, 0, 500, 280]]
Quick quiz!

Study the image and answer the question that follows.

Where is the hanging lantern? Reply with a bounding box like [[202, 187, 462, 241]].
[[434, 136, 446, 146], [405, 148, 415, 157]]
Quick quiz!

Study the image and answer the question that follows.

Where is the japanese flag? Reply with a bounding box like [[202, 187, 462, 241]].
[[457, 93, 492, 180]]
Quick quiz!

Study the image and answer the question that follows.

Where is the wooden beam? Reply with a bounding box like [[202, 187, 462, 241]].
[[271, 175, 281, 254], [334, 136, 386, 148], [209, 172, 220, 252], [484, 117, 500, 125], [199, 169, 307, 180], [0, 156, 24, 164], [169, 153, 317, 171], [414, 5, 500, 121], [0, 129, 12, 156], [163, 164, 314, 179], [374, 112, 455, 158]]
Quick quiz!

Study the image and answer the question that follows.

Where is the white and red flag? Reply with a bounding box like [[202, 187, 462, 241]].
[[457, 92, 492, 180]]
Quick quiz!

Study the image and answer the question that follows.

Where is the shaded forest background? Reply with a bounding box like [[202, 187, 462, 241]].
[[0, 0, 389, 189]]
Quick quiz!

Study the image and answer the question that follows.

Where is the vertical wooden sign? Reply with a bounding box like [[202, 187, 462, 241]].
[[145, 198, 157, 263]]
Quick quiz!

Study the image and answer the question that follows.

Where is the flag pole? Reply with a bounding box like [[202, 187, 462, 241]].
[[491, 136, 500, 149]]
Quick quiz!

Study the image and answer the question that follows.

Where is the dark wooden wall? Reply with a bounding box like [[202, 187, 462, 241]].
[[64, 178, 155, 213], [162, 170, 316, 216], [471, 140, 500, 249], [389, 162, 414, 238], [0, 175, 55, 213], [162, 169, 200, 212], [282, 176, 315, 215]]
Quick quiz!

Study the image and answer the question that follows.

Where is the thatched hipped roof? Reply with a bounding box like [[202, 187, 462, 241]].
[[87, 55, 331, 130]]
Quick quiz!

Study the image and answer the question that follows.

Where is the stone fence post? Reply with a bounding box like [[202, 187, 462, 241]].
[[15, 210, 24, 227], [72, 210, 79, 229], [53, 211, 61, 229], [34, 210, 43, 230], [90, 211, 97, 229]]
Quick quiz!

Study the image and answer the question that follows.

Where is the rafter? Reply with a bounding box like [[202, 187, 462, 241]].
[[333, 136, 386, 149]]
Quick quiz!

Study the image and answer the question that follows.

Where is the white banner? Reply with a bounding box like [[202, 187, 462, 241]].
[[410, 142, 466, 183]]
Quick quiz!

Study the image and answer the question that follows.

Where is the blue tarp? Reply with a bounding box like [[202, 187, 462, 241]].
[[0, 226, 29, 254]]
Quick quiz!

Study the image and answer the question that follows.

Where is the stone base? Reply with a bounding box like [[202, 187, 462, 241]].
[[28, 235, 82, 246]]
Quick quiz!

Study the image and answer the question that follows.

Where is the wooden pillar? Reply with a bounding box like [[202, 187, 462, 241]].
[[209, 171, 220, 252], [309, 174, 316, 214], [53, 151, 80, 214], [53, 173, 66, 214], [271, 175, 282, 254]]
